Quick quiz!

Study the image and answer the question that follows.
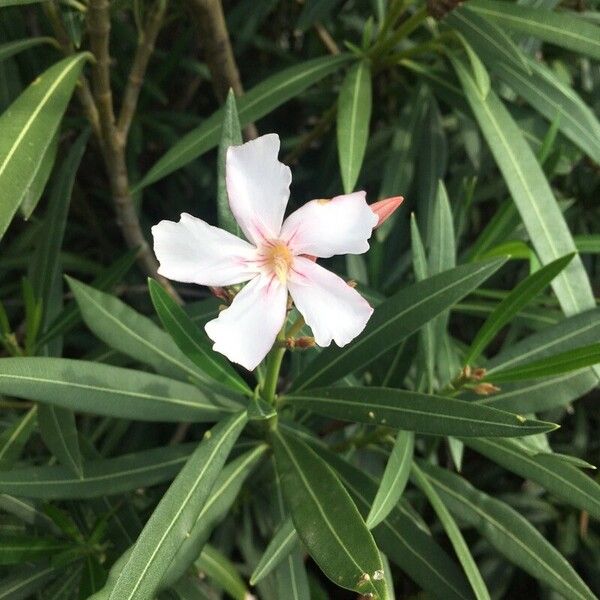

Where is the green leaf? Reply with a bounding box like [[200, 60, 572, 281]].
[[0, 53, 89, 238], [0, 357, 231, 422], [445, 6, 530, 75], [37, 405, 83, 479], [0, 495, 60, 532], [313, 438, 473, 600], [0, 562, 61, 600], [196, 544, 249, 600], [136, 54, 351, 190], [420, 462, 595, 600], [488, 342, 600, 382], [463, 438, 600, 521], [161, 444, 267, 589], [107, 412, 247, 600], [0, 443, 195, 499], [67, 278, 206, 383], [18, 130, 59, 219], [217, 90, 242, 237], [366, 431, 414, 529], [0, 37, 56, 63], [337, 60, 372, 193], [0, 407, 37, 469], [37, 249, 138, 348], [492, 58, 600, 164], [0, 536, 73, 565], [453, 33, 490, 99], [250, 517, 298, 585], [247, 395, 277, 421], [29, 132, 89, 479], [272, 428, 386, 599], [469, 0, 600, 60], [451, 55, 595, 320], [293, 257, 507, 390], [410, 214, 434, 390], [411, 464, 490, 600], [148, 279, 250, 395], [285, 387, 556, 437], [30, 130, 89, 325], [465, 254, 574, 364], [377, 86, 426, 241]]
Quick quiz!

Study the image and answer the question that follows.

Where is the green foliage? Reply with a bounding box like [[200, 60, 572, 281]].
[[0, 0, 599, 598]]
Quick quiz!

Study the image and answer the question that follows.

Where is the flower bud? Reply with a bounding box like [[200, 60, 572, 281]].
[[371, 196, 404, 228], [473, 383, 501, 396]]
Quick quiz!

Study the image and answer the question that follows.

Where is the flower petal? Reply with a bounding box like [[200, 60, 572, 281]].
[[152, 213, 259, 286], [204, 275, 287, 370], [288, 257, 373, 347], [280, 191, 378, 258], [226, 134, 292, 244]]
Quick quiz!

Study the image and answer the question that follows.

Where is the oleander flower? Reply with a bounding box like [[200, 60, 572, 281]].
[[152, 133, 388, 370]]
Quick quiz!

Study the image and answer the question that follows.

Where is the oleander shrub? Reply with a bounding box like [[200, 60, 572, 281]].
[[0, 0, 599, 598]]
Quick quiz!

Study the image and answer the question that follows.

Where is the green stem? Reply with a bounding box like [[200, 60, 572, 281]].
[[261, 326, 287, 404]]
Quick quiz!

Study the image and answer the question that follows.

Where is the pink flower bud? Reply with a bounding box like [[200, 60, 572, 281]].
[[371, 196, 404, 228]]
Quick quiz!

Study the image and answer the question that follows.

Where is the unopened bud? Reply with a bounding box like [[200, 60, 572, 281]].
[[347, 279, 358, 288], [210, 286, 229, 301], [471, 368, 487, 381], [371, 196, 404, 228], [295, 336, 315, 348], [473, 382, 501, 396]]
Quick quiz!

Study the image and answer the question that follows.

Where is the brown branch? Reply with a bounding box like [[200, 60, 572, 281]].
[[87, 0, 181, 301], [186, 0, 257, 140], [117, 0, 167, 139]]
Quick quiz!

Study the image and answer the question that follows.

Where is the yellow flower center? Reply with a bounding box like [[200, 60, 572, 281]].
[[265, 242, 293, 283]]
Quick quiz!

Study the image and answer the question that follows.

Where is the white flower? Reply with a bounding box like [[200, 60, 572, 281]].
[[152, 133, 378, 370]]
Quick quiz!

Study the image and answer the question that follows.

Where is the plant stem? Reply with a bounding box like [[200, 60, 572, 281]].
[[261, 326, 287, 404]]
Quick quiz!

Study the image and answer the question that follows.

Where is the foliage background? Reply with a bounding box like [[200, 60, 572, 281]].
[[0, 0, 599, 598]]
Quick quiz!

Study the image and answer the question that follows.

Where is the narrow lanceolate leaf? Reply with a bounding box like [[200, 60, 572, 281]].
[[37, 249, 138, 348], [0, 562, 60, 600], [312, 439, 473, 600], [451, 56, 595, 319], [272, 428, 386, 599], [217, 90, 243, 237], [285, 387, 556, 437], [452, 59, 595, 324], [463, 438, 600, 521], [0, 443, 195, 499], [108, 412, 247, 600], [196, 545, 249, 600], [0, 37, 56, 63], [465, 254, 574, 364], [493, 58, 600, 164], [420, 462, 595, 600], [445, 6, 530, 75], [148, 279, 250, 395], [38, 405, 82, 479], [411, 464, 490, 600], [161, 444, 267, 589], [0, 358, 231, 422], [0, 536, 73, 565], [469, 0, 600, 60], [294, 257, 507, 391], [136, 54, 351, 190], [30, 131, 89, 321], [251, 517, 298, 585], [366, 431, 414, 529], [18, 130, 59, 219], [479, 307, 600, 412], [30, 132, 89, 479], [0, 53, 89, 238], [67, 278, 205, 383], [487, 343, 600, 383], [337, 60, 372, 193], [0, 407, 37, 469]]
